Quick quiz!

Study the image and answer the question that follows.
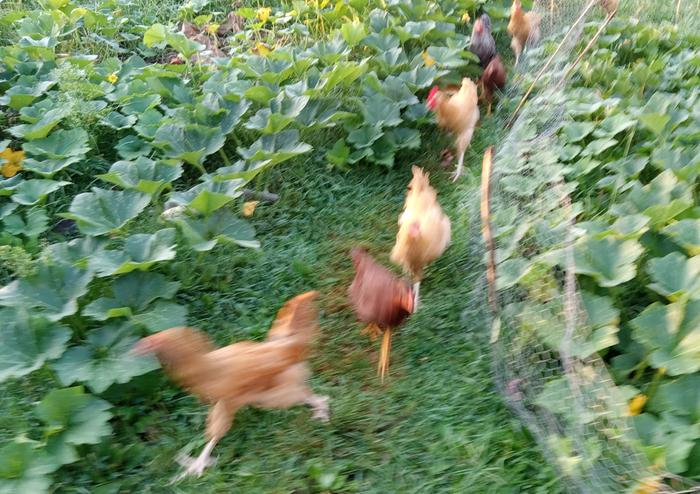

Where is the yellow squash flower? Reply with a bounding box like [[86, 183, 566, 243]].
[[255, 42, 271, 56], [461, 12, 470, 23], [421, 50, 436, 67], [107, 72, 119, 84], [0, 148, 24, 178], [633, 477, 662, 494], [205, 23, 220, 35], [628, 394, 647, 416], [257, 7, 271, 23], [242, 201, 259, 217]]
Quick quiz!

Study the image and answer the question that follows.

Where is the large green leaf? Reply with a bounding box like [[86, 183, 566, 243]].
[[664, 220, 700, 256], [43, 237, 107, 270], [153, 123, 225, 168], [634, 412, 700, 474], [245, 93, 309, 134], [11, 179, 70, 206], [339, 20, 367, 47], [591, 113, 636, 138], [631, 300, 700, 375], [0, 263, 92, 321], [237, 130, 312, 165], [646, 252, 700, 301], [574, 237, 643, 287], [656, 375, 700, 422], [9, 106, 69, 140], [62, 188, 150, 236], [99, 111, 137, 130], [22, 129, 90, 160], [83, 272, 186, 332], [97, 157, 183, 195], [3, 208, 49, 238], [172, 209, 259, 252], [0, 310, 71, 382], [0, 441, 59, 494], [36, 387, 112, 465], [88, 229, 177, 277], [53, 324, 159, 393], [169, 178, 246, 214], [21, 129, 90, 177], [359, 93, 403, 127]]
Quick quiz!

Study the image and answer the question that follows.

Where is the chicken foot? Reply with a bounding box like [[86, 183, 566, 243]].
[[171, 439, 218, 483], [360, 323, 382, 340], [305, 394, 330, 422]]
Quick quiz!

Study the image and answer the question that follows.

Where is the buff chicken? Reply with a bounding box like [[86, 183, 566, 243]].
[[507, 0, 541, 64], [390, 166, 451, 308], [132, 291, 328, 481], [426, 78, 480, 181]]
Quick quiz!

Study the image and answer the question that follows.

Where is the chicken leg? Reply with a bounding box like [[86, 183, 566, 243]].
[[452, 127, 475, 182], [171, 439, 218, 482], [412, 281, 421, 310], [378, 329, 392, 382]]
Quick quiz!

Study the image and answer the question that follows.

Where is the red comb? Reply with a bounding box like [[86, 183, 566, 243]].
[[426, 86, 440, 110]]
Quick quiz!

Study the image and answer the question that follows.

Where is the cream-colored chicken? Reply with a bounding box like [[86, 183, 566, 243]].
[[390, 166, 451, 307], [426, 78, 480, 181]]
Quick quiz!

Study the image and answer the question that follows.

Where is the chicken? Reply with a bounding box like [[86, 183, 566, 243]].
[[470, 13, 496, 68], [426, 78, 480, 181], [390, 166, 451, 308], [507, 0, 541, 65], [479, 55, 507, 115], [132, 291, 328, 481], [348, 247, 414, 381]]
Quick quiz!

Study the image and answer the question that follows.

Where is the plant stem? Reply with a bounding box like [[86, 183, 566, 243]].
[[218, 148, 231, 166]]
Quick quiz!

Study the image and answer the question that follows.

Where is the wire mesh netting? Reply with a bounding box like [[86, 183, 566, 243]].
[[466, 1, 700, 492]]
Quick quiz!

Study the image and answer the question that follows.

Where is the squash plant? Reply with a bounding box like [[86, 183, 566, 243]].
[[492, 17, 700, 483], [0, 0, 494, 489]]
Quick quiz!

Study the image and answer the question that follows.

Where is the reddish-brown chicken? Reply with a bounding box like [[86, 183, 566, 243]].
[[132, 291, 328, 481], [348, 247, 414, 381], [479, 55, 507, 115], [391, 166, 451, 308], [507, 0, 541, 64], [427, 78, 480, 181]]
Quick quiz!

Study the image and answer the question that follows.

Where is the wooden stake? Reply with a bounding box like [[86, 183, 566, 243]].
[[506, 0, 597, 129], [480, 147, 498, 315]]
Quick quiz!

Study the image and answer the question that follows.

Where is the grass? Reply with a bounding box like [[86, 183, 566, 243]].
[[0, 1, 566, 491], [30, 113, 563, 492]]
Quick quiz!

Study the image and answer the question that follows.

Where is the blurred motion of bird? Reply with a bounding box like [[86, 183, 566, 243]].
[[508, 0, 542, 64], [390, 166, 451, 308], [470, 13, 497, 67], [132, 291, 328, 481], [348, 247, 414, 381]]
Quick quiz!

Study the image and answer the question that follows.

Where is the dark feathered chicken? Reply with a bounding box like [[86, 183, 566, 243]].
[[470, 14, 496, 68], [480, 55, 507, 115], [348, 247, 414, 380]]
